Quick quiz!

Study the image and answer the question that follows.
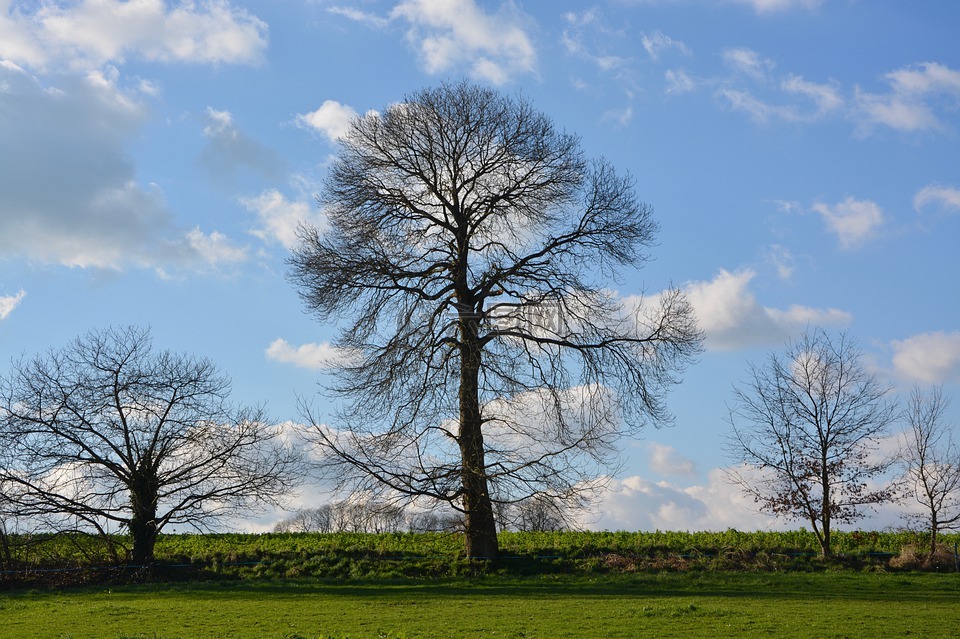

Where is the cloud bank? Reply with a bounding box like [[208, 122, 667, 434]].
[[683, 269, 852, 351], [0, 0, 267, 71]]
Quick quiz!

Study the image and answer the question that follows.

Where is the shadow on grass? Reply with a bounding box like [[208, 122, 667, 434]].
[[43, 570, 956, 606]]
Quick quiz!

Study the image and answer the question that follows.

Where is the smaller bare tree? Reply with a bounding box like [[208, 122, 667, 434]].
[[273, 499, 408, 534], [0, 326, 304, 565], [901, 385, 960, 556], [272, 505, 335, 533], [513, 494, 567, 532], [725, 329, 898, 557]]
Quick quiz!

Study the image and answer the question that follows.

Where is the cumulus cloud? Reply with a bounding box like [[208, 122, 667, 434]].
[[0, 65, 242, 272], [241, 189, 326, 249], [811, 197, 885, 250], [266, 338, 355, 370], [585, 470, 778, 531], [891, 332, 960, 383], [0, 0, 268, 72], [0, 290, 26, 321], [683, 269, 852, 351], [914, 184, 960, 214], [180, 227, 248, 268], [855, 62, 960, 133], [646, 443, 697, 478], [296, 100, 359, 143], [389, 0, 536, 84]]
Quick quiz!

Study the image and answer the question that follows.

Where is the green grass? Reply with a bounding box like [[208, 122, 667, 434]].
[[2, 572, 959, 638]]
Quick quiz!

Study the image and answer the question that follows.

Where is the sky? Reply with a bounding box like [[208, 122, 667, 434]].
[[1, 0, 959, 533]]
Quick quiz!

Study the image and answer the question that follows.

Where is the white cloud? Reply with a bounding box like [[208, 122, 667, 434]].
[[718, 88, 781, 123], [586, 462, 906, 532], [781, 74, 843, 115], [683, 269, 852, 351], [855, 62, 960, 133], [765, 244, 795, 280], [640, 30, 690, 61], [327, 6, 390, 29], [811, 197, 885, 250], [0, 0, 267, 72], [296, 100, 359, 143], [241, 189, 326, 250], [601, 106, 634, 127], [0, 290, 26, 320], [722, 47, 774, 80], [914, 184, 960, 214], [665, 68, 695, 94], [266, 338, 354, 370], [720, 76, 842, 124], [389, 0, 536, 85], [892, 332, 960, 383], [0, 66, 245, 272], [731, 0, 825, 13], [646, 443, 697, 478], [182, 227, 248, 267], [585, 471, 778, 531]]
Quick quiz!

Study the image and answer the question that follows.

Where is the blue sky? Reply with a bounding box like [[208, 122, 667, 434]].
[[1, 0, 959, 532]]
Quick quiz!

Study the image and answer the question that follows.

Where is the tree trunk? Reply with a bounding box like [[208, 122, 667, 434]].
[[458, 313, 498, 560], [820, 516, 831, 558], [929, 514, 939, 558], [820, 460, 831, 558], [129, 475, 159, 565]]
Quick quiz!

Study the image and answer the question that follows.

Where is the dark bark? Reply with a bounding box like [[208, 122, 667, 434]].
[[129, 473, 159, 565], [459, 311, 499, 558]]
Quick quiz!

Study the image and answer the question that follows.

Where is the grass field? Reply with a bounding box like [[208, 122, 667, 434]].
[[2, 572, 959, 639]]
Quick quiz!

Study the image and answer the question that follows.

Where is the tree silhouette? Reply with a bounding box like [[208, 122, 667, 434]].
[[0, 326, 302, 564], [290, 81, 702, 558], [726, 329, 897, 557]]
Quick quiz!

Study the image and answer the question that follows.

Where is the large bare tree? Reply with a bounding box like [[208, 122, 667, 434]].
[[289, 81, 702, 558], [901, 385, 960, 556], [0, 326, 303, 565], [725, 329, 898, 557]]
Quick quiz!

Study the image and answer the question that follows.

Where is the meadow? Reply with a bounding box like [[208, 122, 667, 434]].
[[2, 572, 960, 638], [2, 530, 959, 638]]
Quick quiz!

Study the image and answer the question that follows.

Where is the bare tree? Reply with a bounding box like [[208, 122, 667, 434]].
[[513, 494, 567, 532], [0, 326, 303, 565], [289, 81, 702, 558], [901, 385, 960, 556], [725, 329, 898, 557], [273, 505, 335, 533], [273, 500, 407, 533]]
